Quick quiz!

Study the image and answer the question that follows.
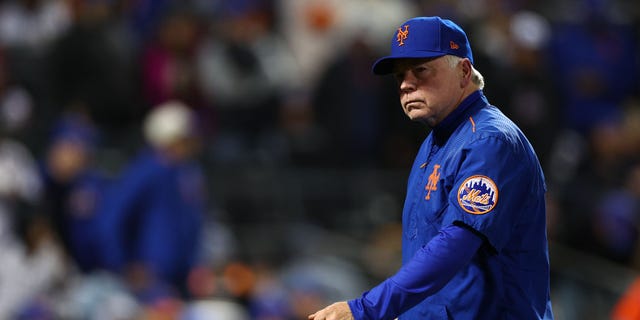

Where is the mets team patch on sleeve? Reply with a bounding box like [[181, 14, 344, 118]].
[[457, 175, 498, 214]]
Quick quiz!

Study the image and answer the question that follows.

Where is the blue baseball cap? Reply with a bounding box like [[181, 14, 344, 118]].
[[49, 114, 99, 150], [372, 16, 474, 75]]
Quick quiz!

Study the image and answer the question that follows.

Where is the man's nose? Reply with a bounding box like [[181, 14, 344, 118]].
[[399, 74, 417, 93]]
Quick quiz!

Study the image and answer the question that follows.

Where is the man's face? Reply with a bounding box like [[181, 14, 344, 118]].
[[393, 56, 464, 127]]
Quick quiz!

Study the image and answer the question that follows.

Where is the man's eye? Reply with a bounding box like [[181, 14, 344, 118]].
[[413, 67, 426, 73]]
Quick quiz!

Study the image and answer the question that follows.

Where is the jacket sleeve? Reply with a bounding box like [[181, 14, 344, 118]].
[[347, 224, 482, 320]]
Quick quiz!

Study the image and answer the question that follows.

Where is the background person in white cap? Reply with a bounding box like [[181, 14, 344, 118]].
[[309, 16, 553, 320], [99, 100, 208, 311]]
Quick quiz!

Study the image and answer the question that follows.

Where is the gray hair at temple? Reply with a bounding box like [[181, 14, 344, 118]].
[[445, 55, 485, 89]]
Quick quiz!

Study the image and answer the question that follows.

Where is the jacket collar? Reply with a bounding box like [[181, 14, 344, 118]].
[[432, 90, 487, 145]]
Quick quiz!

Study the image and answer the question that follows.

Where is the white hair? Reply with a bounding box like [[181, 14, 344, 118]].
[[446, 55, 485, 89]]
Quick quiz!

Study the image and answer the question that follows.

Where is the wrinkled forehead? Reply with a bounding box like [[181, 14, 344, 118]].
[[390, 56, 444, 73]]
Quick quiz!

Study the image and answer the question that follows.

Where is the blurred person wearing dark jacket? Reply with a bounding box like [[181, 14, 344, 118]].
[[311, 33, 418, 169], [47, 0, 141, 146], [40, 112, 110, 273], [99, 100, 207, 303], [547, 1, 638, 135]]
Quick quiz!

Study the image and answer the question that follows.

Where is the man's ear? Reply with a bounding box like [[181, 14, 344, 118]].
[[460, 58, 472, 88]]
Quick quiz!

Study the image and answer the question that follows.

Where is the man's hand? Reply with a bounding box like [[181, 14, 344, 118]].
[[308, 301, 354, 320]]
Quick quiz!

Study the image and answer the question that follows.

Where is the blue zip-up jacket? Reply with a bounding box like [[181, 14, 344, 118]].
[[100, 149, 205, 291], [349, 91, 553, 319]]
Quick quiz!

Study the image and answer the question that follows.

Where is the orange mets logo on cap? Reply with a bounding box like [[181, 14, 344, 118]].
[[396, 25, 409, 46], [457, 175, 498, 214]]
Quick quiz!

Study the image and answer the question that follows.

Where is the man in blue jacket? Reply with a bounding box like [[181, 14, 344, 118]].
[[309, 16, 554, 319], [40, 113, 109, 273], [100, 101, 206, 301]]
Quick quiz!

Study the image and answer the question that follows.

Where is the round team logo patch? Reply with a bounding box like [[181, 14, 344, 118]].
[[457, 175, 498, 215]]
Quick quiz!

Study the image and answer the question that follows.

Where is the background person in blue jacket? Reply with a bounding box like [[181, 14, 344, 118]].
[[100, 100, 207, 301], [40, 112, 110, 273], [310, 17, 554, 320]]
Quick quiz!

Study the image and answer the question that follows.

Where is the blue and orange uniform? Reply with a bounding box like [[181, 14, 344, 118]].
[[348, 90, 554, 319]]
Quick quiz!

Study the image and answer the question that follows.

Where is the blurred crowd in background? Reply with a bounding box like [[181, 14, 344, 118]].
[[0, 0, 638, 319]]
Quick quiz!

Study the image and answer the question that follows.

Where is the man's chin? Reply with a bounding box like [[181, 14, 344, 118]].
[[408, 115, 437, 128], [406, 110, 422, 120]]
